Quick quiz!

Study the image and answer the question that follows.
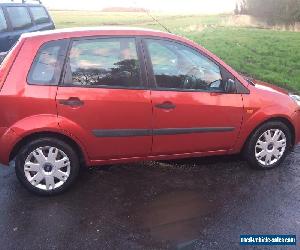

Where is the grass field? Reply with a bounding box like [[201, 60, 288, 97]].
[[51, 11, 300, 92]]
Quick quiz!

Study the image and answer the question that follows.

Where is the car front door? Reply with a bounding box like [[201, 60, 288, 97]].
[[56, 37, 152, 161], [143, 38, 244, 155]]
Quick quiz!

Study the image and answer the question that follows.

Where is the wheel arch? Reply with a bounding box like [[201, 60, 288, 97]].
[[241, 116, 295, 153], [9, 131, 89, 166]]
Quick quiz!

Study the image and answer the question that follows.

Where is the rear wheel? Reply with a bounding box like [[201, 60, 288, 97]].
[[244, 121, 292, 169], [15, 138, 80, 196]]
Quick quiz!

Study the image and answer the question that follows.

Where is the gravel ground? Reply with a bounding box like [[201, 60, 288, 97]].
[[0, 146, 299, 249]]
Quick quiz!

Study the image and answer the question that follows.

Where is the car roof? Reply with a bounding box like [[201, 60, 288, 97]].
[[21, 26, 194, 45]]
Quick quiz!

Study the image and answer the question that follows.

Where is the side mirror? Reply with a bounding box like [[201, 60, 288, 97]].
[[225, 79, 237, 93]]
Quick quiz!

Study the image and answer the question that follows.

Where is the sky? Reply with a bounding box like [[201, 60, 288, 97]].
[[40, 0, 237, 13]]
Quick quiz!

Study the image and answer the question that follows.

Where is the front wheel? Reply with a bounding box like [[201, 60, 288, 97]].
[[244, 121, 292, 170], [15, 138, 80, 196]]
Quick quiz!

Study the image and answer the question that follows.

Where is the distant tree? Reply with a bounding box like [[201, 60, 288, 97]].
[[239, 0, 248, 14], [234, 3, 240, 15], [238, 0, 300, 25]]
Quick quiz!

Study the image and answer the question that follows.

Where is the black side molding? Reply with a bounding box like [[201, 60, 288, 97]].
[[153, 127, 235, 135], [92, 129, 152, 137], [92, 127, 235, 137]]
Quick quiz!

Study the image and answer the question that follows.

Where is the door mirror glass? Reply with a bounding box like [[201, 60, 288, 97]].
[[224, 79, 237, 93]]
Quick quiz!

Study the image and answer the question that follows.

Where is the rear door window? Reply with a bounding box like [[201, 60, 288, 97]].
[[63, 37, 142, 88], [7, 6, 32, 30], [28, 40, 69, 85], [30, 6, 50, 24], [0, 8, 7, 31]]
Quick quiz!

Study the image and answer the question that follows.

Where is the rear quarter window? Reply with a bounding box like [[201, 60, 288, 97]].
[[28, 40, 69, 85], [30, 6, 50, 24], [7, 6, 32, 30], [0, 8, 7, 31]]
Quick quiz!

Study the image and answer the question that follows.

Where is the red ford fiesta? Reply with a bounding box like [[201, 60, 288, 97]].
[[0, 27, 299, 195]]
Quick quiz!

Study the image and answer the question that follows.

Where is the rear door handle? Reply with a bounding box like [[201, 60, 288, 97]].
[[155, 101, 176, 110], [58, 97, 84, 107]]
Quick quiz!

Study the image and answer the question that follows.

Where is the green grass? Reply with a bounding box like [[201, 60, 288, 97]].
[[51, 11, 300, 92], [187, 28, 300, 92]]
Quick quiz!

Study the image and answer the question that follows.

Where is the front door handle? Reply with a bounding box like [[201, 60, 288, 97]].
[[58, 97, 84, 107], [155, 101, 176, 110]]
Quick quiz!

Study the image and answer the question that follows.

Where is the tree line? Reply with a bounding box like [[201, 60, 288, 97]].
[[235, 0, 300, 25]]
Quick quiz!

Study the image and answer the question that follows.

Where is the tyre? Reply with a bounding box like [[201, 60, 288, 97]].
[[243, 121, 292, 170], [15, 137, 80, 196]]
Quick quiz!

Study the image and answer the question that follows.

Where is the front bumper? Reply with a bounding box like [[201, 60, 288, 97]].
[[292, 110, 300, 145]]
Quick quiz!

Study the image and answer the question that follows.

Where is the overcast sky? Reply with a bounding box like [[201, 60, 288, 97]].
[[41, 0, 237, 13]]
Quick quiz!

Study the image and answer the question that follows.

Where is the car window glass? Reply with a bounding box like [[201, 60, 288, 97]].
[[0, 8, 7, 32], [147, 41, 177, 67], [28, 40, 68, 85], [146, 39, 223, 92], [64, 38, 141, 88], [30, 7, 49, 24], [7, 7, 32, 30]]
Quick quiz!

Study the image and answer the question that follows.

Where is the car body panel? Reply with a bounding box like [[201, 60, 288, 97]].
[[88, 149, 228, 166], [151, 90, 244, 155], [0, 118, 90, 165], [0, 38, 58, 164], [232, 83, 299, 152], [56, 87, 153, 160]]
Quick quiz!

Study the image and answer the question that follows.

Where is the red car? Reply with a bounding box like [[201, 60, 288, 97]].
[[0, 27, 299, 195]]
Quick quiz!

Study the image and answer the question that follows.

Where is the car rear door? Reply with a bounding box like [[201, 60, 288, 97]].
[[143, 38, 244, 155], [56, 37, 152, 161]]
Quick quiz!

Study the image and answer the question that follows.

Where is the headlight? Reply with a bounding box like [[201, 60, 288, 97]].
[[289, 93, 300, 106]]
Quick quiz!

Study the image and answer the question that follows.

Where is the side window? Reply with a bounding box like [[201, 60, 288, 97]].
[[145, 39, 223, 92], [28, 40, 69, 85], [30, 7, 50, 24], [7, 7, 32, 30], [63, 38, 142, 88], [0, 8, 7, 32]]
